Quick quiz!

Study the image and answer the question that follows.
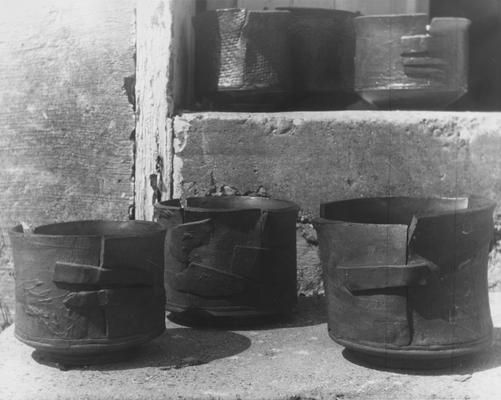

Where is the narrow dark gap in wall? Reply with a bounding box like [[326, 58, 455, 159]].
[[168, 118, 175, 201], [123, 51, 136, 220], [129, 128, 136, 221]]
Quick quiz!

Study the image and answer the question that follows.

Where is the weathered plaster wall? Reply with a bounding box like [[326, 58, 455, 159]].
[[172, 111, 501, 294], [135, 0, 196, 221], [0, 0, 136, 326]]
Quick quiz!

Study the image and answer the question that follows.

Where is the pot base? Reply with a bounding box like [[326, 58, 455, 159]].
[[198, 89, 292, 111], [32, 346, 142, 367], [16, 327, 164, 366], [357, 87, 466, 110], [332, 332, 492, 370], [342, 349, 488, 371], [168, 311, 288, 328], [166, 301, 293, 327]]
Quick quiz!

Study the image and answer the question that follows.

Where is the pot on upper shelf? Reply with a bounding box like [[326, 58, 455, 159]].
[[154, 196, 299, 323], [354, 14, 471, 109], [193, 8, 292, 111]]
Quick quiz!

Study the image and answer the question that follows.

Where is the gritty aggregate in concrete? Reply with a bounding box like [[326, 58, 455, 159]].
[[1, 295, 501, 400]]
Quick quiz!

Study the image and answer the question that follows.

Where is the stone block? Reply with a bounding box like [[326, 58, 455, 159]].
[[172, 111, 501, 217]]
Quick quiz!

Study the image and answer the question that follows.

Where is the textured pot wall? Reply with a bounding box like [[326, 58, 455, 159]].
[[0, 0, 136, 326], [172, 111, 501, 295]]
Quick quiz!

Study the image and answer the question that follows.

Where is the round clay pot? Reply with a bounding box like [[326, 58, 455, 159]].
[[354, 14, 471, 109], [9, 220, 166, 365], [313, 196, 495, 369], [154, 196, 299, 323], [193, 9, 292, 110]]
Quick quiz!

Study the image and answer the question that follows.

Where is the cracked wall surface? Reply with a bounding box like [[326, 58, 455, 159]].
[[0, 0, 136, 327]]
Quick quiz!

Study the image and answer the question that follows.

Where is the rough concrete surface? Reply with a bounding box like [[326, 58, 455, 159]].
[[172, 111, 501, 217], [0, 0, 135, 262], [0, 294, 500, 400]]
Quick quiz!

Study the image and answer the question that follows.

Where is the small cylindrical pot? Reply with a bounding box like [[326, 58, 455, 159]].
[[313, 196, 495, 368], [154, 196, 299, 321], [193, 9, 292, 110], [9, 221, 166, 365], [354, 14, 471, 109], [278, 7, 359, 108]]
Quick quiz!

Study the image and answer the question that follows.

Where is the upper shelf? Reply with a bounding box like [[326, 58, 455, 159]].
[[137, 0, 501, 122]]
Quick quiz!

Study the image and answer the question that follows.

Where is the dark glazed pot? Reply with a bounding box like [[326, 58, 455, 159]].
[[313, 196, 495, 368], [277, 7, 359, 109], [9, 221, 166, 365], [154, 196, 299, 322], [194, 9, 292, 110], [354, 14, 471, 109]]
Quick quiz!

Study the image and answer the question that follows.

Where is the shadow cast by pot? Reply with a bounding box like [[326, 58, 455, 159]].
[[167, 294, 327, 331], [341, 327, 501, 376], [32, 327, 251, 371]]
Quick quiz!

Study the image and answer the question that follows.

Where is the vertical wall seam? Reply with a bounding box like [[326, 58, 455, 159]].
[[168, 116, 175, 200]]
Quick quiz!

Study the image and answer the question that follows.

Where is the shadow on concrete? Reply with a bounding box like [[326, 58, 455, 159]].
[[341, 327, 501, 376], [166, 294, 327, 331], [31, 327, 251, 371]]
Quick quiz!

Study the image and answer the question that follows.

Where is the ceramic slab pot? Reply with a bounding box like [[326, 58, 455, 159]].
[[9, 221, 166, 365], [313, 196, 495, 369], [154, 196, 299, 323], [354, 14, 471, 109], [194, 9, 292, 110]]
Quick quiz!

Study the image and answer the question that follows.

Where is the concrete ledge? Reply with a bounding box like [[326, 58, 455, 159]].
[[1, 294, 501, 400], [172, 111, 501, 217]]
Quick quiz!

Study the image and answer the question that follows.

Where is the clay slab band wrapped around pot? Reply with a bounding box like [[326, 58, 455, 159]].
[[9, 220, 166, 365], [154, 196, 299, 321], [354, 14, 471, 109], [193, 8, 292, 110], [313, 196, 495, 369]]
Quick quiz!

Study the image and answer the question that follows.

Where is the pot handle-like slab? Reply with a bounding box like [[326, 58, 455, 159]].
[[338, 257, 434, 292], [400, 32, 447, 79], [62, 287, 155, 307], [53, 262, 154, 286]]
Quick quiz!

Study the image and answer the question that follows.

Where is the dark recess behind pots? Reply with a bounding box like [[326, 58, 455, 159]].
[[430, 0, 501, 110]]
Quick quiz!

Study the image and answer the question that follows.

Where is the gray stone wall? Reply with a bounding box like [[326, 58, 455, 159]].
[[0, 0, 136, 328]]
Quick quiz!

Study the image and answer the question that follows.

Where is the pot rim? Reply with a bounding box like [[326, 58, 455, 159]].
[[313, 195, 495, 226], [155, 196, 299, 214], [430, 16, 471, 26], [195, 8, 291, 15], [354, 13, 428, 20], [276, 6, 359, 16], [9, 220, 166, 239]]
